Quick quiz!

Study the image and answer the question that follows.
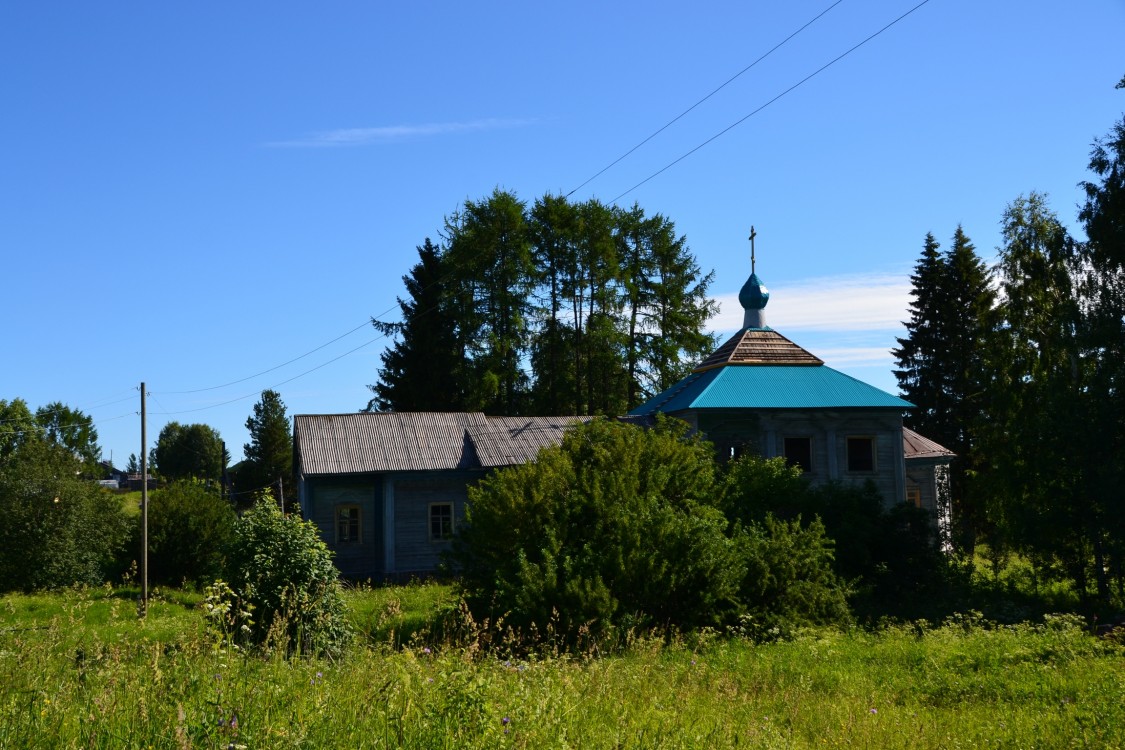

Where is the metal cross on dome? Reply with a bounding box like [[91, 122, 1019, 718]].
[[749, 225, 757, 274]]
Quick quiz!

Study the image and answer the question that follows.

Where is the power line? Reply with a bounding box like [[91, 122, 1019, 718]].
[[610, 0, 934, 204], [566, 0, 846, 198], [158, 319, 375, 395]]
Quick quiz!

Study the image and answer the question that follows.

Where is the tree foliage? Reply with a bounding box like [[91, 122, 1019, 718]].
[[241, 390, 293, 497], [892, 229, 993, 546], [368, 192, 716, 416], [222, 497, 351, 657], [154, 421, 225, 483], [455, 418, 847, 646], [143, 480, 236, 587], [367, 239, 468, 412], [0, 440, 130, 592]]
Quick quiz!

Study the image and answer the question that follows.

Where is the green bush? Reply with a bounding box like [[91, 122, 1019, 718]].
[[456, 417, 745, 644], [0, 441, 131, 592], [142, 480, 236, 587], [723, 454, 950, 618], [222, 497, 352, 657], [736, 515, 851, 639]]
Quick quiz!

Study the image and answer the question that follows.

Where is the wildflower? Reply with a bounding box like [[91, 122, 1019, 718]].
[[869, 708, 877, 715], [422, 647, 431, 655], [502, 717, 510, 725]]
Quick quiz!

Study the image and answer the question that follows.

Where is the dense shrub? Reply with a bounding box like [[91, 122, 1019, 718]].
[[142, 480, 236, 587], [0, 441, 131, 592], [456, 417, 851, 647], [456, 417, 744, 643], [724, 454, 949, 617], [735, 515, 851, 638], [222, 497, 351, 657]]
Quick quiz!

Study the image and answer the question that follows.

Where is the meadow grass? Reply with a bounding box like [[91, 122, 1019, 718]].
[[1, 584, 1122, 749]]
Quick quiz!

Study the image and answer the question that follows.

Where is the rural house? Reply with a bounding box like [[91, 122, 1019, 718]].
[[294, 412, 588, 580], [295, 241, 953, 580]]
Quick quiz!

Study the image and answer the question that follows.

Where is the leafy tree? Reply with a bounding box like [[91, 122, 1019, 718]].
[[368, 192, 718, 418], [367, 239, 470, 412], [0, 398, 37, 460], [617, 204, 718, 405], [974, 193, 1109, 601], [1077, 113, 1125, 600], [144, 480, 236, 587], [126, 453, 139, 474], [34, 401, 101, 473], [153, 421, 224, 482], [222, 497, 352, 657], [444, 189, 536, 414], [0, 440, 130, 592], [241, 390, 293, 497]]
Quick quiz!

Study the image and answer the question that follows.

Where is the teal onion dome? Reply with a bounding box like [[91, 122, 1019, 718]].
[[739, 272, 769, 311]]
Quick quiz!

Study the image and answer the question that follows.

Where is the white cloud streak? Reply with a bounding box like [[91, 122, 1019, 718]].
[[709, 271, 911, 333], [265, 118, 539, 147], [707, 271, 911, 373]]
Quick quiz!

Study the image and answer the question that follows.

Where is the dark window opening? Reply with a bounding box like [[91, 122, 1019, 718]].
[[783, 437, 813, 472], [847, 437, 875, 472]]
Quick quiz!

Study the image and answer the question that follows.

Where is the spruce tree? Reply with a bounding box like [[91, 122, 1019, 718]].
[[242, 390, 293, 498], [892, 232, 949, 440], [367, 239, 469, 412]]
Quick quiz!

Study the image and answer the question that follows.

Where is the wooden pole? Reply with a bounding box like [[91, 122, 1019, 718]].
[[140, 382, 148, 617]]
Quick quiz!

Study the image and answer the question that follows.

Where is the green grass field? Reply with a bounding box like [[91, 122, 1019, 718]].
[[1, 584, 1122, 749]]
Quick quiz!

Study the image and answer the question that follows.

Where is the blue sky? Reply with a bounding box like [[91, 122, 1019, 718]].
[[3, 1, 1123, 468]]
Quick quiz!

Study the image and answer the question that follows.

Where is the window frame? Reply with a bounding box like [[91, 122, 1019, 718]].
[[783, 436, 813, 473], [906, 486, 922, 508], [335, 504, 362, 545], [845, 436, 877, 473], [429, 502, 454, 543]]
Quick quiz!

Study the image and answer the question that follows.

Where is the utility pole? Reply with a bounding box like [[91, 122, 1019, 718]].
[[139, 382, 148, 617]]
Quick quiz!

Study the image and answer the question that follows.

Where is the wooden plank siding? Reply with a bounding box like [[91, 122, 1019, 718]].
[[696, 408, 906, 507], [304, 477, 384, 580], [391, 472, 477, 577]]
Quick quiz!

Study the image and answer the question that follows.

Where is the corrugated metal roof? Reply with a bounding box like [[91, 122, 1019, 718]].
[[694, 328, 822, 371], [295, 412, 488, 475], [295, 412, 593, 477], [903, 427, 956, 460], [630, 364, 912, 414], [470, 416, 593, 467]]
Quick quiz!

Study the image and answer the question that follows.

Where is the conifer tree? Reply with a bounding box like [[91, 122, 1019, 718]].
[[892, 233, 949, 440], [242, 390, 293, 498], [367, 239, 469, 412]]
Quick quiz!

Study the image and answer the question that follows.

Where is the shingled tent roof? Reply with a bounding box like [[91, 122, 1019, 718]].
[[294, 412, 592, 476], [694, 328, 822, 371]]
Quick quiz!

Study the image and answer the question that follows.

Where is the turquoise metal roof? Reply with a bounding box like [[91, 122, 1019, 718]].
[[630, 364, 913, 415]]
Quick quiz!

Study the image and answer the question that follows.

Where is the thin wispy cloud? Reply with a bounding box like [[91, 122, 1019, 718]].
[[709, 271, 911, 333], [266, 118, 539, 147]]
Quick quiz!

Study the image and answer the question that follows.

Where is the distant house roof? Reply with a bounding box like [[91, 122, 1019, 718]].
[[295, 412, 591, 477], [903, 427, 956, 461], [630, 361, 913, 415]]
